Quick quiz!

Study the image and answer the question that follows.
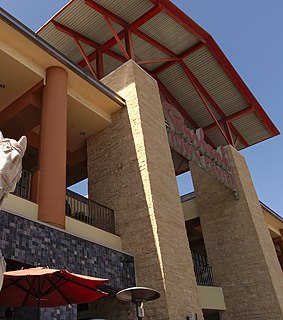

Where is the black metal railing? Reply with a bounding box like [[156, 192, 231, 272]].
[[66, 189, 115, 234], [193, 265, 215, 286], [12, 171, 115, 234], [13, 170, 31, 200], [192, 250, 215, 286]]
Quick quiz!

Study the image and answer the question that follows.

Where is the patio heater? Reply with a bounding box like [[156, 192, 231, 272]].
[[117, 287, 160, 320]]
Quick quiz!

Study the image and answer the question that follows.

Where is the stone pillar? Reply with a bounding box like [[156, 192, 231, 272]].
[[87, 60, 203, 320], [38, 67, 68, 229], [190, 145, 283, 319]]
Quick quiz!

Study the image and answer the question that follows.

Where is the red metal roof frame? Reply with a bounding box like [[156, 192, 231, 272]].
[[38, 0, 279, 153]]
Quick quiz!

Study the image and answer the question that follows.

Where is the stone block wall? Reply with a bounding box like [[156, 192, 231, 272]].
[[87, 60, 203, 320], [0, 210, 135, 319], [190, 145, 283, 319]]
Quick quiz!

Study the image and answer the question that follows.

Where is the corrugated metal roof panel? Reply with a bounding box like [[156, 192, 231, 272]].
[[131, 33, 170, 69], [232, 112, 271, 145], [37, 0, 278, 150], [139, 11, 199, 55], [206, 129, 227, 147], [102, 53, 123, 77], [55, 0, 123, 44], [107, 39, 126, 58], [184, 47, 249, 117], [94, 0, 154, 24], [158, 63, 221, 128], [39, 23, 85, 63]]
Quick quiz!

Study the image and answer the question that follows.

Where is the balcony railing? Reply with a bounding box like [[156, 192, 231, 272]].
[[192, 250, 215, 286], [193, 265, 215, 287], [13, 171, 115, 234], [66, 189, 115, 234], [13, 170, 31, 200]]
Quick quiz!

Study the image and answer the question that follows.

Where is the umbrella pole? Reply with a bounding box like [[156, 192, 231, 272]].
[[37, 299, 41, 320]]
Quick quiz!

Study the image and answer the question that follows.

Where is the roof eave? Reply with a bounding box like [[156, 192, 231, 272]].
[[0, 7, 126, 109]]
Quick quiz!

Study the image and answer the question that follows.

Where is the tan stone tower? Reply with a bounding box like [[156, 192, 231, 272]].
[[87, 60, 203, 319], [190, 146, 283, 320]]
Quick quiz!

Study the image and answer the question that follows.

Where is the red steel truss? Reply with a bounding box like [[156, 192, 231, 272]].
[[48, 0, 279, 152]]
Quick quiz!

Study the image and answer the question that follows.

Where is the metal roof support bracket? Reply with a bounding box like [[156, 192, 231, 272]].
[[179, 60, 231, 145], [102, 15, 130, 61], [74, 38, 97, 78]]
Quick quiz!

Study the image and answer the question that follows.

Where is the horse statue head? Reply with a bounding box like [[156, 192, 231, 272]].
[[0, 131, 27, 206]]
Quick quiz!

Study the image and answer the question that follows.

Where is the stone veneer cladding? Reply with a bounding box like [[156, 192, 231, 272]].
[[190, 145, 283, 320], [0, 210, 135, 320], [87, 60, 203, 319]]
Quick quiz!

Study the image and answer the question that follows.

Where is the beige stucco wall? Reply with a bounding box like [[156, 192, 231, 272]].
[[198, 286, 226, 310], [2, 193, 38, 220], [182, 196, 198, 221], [65, 217, 121, 251]]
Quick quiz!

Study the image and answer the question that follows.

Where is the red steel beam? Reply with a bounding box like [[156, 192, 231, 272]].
[[206, 35, 279, 136], [151, 42, 205, 76], [157, 79, 216, 148], [134, 29, 177, 58], [53, 20, 99, 48], [157, 79, 198, 129], [203, 105, 255, 133], [52, 21, 126, 63], [148, 0, 208, 43], [176, 158, 189, 175], [85, 2, 234, 147], [224, 122, 235, 147], [85, 0, 128, 27], [234, 135, 240, 148], [180, 61, 231, 144], [229, 122, 249, 148], [79, 6, 162, 67], [180, 60, 251, 147], [103, 15, 130, 60], [77, 0, 265, 148], [74, 38, 97, 78], [96, 51, 104, 79], [180, 61, 225, 118], [137, 57, 177, 65], [125, 30, 135, 60], [149, 0, 279, 137]]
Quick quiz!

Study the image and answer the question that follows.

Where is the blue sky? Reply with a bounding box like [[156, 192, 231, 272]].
[[1, 0, 282, 215]]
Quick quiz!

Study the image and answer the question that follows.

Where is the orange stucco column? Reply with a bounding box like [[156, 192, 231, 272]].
[[38, 66, 68, 229]]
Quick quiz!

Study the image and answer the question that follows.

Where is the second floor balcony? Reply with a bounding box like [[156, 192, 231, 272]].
[[192, 250, 215, 287], [12, 170, 116, 235]]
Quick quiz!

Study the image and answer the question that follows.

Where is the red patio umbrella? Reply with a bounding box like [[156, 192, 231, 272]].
[[0, 267, 108, 319]]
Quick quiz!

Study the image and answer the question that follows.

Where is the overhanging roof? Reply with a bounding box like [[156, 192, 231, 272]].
[[38, 0, 279, 155]]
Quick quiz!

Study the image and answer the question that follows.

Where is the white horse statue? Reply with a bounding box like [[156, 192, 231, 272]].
[[0, 132, 27, 206], [0, 131, 27, 291]]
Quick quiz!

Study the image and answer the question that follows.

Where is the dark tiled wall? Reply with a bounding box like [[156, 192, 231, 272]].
[[0, 210, 135, 320]]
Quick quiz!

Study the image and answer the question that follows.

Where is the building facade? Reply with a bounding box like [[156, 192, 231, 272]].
[[0, 1, 282, 319]]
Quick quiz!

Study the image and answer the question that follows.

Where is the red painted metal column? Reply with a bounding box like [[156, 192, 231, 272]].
[[38, 67, 68, 229]]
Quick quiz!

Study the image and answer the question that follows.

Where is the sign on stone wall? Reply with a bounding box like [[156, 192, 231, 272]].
[[163, 101, 239, 199]]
